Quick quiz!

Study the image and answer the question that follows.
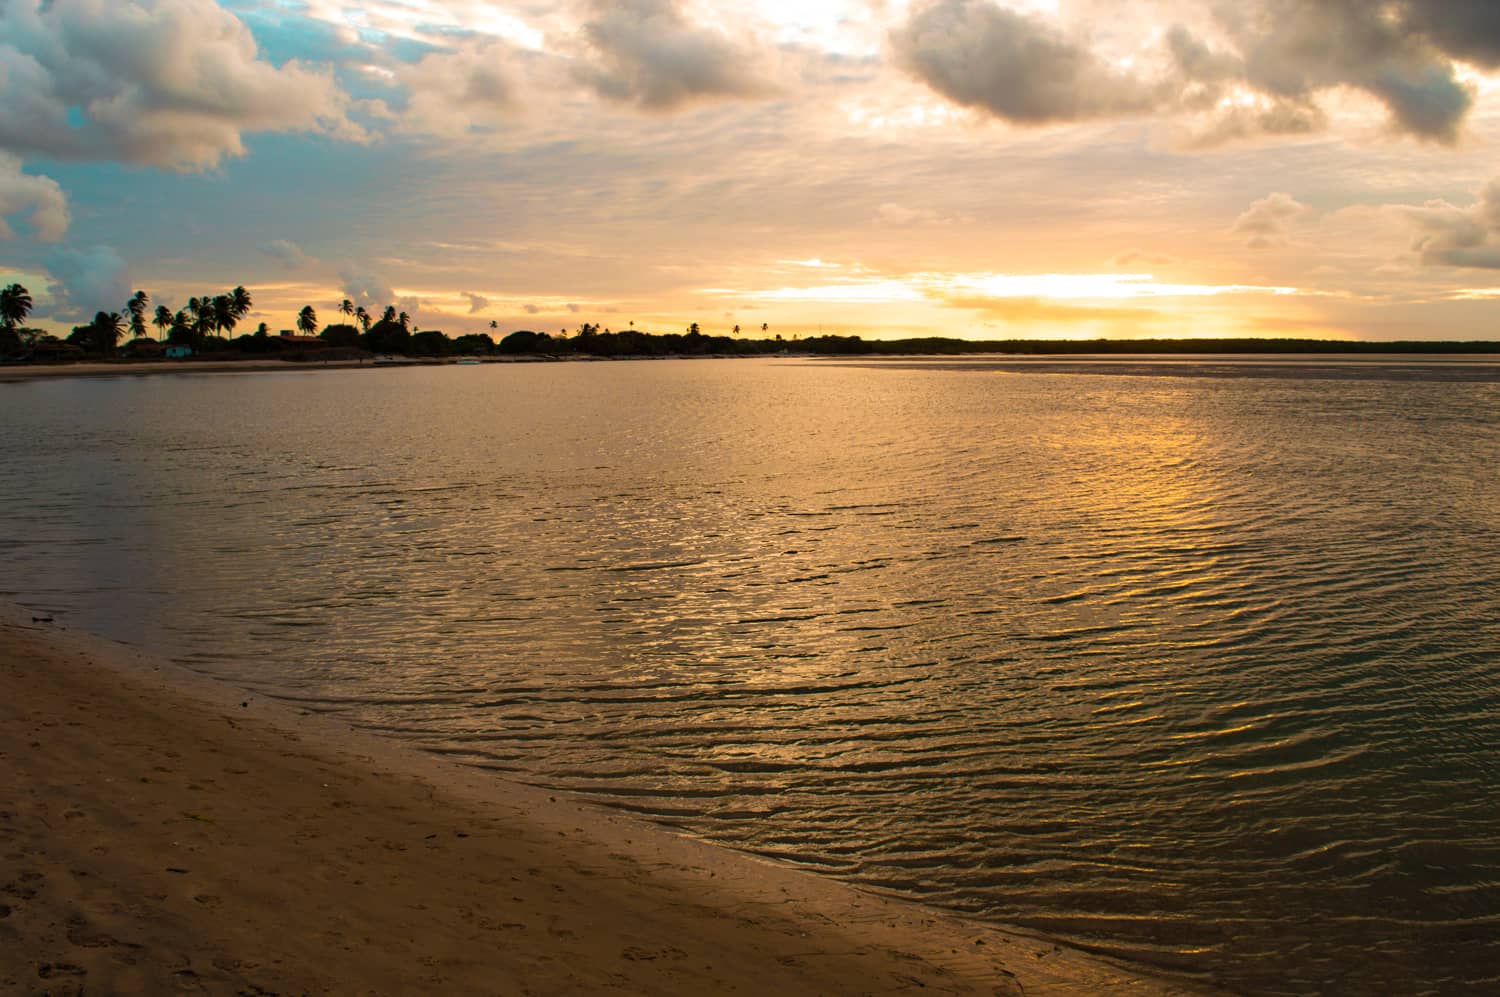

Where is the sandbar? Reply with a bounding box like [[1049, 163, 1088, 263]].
[[0, 609, 1217, 995]]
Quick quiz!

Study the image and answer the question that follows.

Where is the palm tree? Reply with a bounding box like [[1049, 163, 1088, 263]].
[[230, 286, 252, 324], [170, 310, 193, 344], [297, 305, 317, 336], [90, 311, 124, 355], [356, 306, 371, 334], [382, 306, 397, 325], [0, 283, 32, 331], [154, 305, 173, 341], [339, 298, 354, 325], [125, 290, 149, 341], [761, 322, 768, 336], [398, 311, 411, 332], [732, 324, 740, 336], [213, 294, 237, 339]]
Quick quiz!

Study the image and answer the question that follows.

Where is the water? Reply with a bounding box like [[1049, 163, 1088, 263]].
[[2, 357, 1498, 995]]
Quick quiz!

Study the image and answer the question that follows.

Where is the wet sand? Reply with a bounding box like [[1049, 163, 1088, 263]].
[[0, 609, 1216, 995]]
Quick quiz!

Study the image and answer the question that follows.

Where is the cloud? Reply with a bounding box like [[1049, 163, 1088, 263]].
[[41, 245, 130, 321], [574, 0, 771, 111], [339, 265, 396, 310], [891, 0, 1163, 124], [1399, 0, 1500, 70], [1110, 248, 1181, 267], [259, 239, 310, 268], [1230, 192, 1312, 248], [0, 153, 67, 240], [1213, 1, 1473, 144], [396, 38, 519, 137], [891, 0, 1491, 143], [462, 292, 489, 314], [939, 293, 1154, 325], [0, 0, 359, 171], [1394, 179, 1500, 269]]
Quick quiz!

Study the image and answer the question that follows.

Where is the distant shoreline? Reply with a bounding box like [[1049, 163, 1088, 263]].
[[5, 349, 1500, 384]]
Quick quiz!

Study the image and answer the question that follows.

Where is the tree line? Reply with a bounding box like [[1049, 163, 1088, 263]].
[[7, 280, 1500, 362]]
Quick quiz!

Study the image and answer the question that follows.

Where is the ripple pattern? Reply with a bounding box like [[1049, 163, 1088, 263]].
[[2, 359, 1499, 995]]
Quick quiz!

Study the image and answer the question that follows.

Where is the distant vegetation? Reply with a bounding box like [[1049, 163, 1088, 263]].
[[3, 281, 1499, 363]]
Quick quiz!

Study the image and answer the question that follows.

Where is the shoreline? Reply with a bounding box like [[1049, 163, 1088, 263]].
[[5, 351, 1500, 386], [0, 606, 1217, 995]]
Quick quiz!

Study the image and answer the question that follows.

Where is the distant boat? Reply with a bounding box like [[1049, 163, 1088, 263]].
[[456, 359, 481, 365]]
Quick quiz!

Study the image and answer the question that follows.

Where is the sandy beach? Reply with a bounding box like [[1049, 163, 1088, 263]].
[[0, 609, 1215, 996]]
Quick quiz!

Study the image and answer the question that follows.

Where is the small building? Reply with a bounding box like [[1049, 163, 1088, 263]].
[[165, 344, 193, 359], [274, 335, 326, 351]]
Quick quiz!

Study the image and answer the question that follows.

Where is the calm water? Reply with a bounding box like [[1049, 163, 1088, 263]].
[[3, 357, 1498, 995]]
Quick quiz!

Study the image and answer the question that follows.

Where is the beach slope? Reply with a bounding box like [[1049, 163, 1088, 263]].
[[0, 615, 1212, 995]]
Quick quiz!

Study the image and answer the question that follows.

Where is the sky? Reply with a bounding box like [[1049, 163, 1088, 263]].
[[3, 0, 1500, 342]]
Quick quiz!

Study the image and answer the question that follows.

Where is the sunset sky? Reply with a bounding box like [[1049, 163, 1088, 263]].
[[4, 0, 1500, 341]]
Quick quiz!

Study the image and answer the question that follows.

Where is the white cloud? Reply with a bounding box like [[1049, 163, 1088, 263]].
[[0, 153, 68, 241], [259, 239, 311, 268], [0, 0, 360, 171], [396, 38, 519, 137], [463, 291, 489, 313], [41, 244, 130, 321], [1394, 179, 1500, 269], [339, 265, 396, 310], [1230, 192, 1312, 248]]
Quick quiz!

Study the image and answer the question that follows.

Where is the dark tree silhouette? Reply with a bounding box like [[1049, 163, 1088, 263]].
[[297, 305, 318, 336], [356, 306, 372, 334], [89, 311, 124, 354], [126, 290, 149, 340], [154, 304, 173, 340], [339, 298, 354, 324], [0, 283, 32, 331], [230, 286, 252, 323]]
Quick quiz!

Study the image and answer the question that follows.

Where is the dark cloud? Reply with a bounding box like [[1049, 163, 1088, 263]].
[[892, 0, 1494, 143], [1402, 0, 1500, 70], [574, 0, 770, 111], [1219, 0, 1471, 143], [891, 0, 1161, 124]]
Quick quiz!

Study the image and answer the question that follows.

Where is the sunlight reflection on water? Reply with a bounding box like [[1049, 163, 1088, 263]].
[[2, 358, 1499, 995]]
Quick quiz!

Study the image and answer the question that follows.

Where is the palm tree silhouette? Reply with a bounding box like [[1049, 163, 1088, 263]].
[[91, 311, 124, 354], [213, 295, 237, 339], [126, 290, 149, 340], [339, 298, 354, 325], [230, 286, 252, 326], [297, 305, 318, 336], [154, 305, 173, 341], [356, 306, 371, 334], [0, 283, 32, 331]]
